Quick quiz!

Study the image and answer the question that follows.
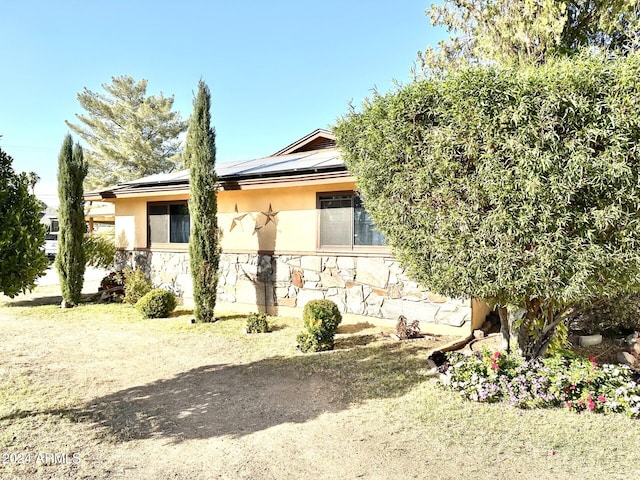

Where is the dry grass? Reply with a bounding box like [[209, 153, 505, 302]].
[[0, 286, 638, 479]]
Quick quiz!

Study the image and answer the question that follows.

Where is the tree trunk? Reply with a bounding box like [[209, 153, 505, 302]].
[[497, 305, 510, 352], [523, 310, 566, 359], [518, 298, 541, 354], [523, 326, 554, 358]]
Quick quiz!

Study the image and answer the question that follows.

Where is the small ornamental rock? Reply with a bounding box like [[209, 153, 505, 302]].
[[617, 351, 636, 366], [473, 329, 485, 340]]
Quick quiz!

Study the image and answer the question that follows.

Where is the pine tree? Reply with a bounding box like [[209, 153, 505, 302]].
[[186, 80, 219, 322], [55, 135, 88, 307], [66, 75, 187, 189]]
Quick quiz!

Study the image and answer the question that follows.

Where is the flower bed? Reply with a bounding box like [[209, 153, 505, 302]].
[[439, 350, 640, 418]]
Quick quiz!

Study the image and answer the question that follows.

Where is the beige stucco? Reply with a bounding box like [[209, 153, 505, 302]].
[[219, 182, 355, 253], [107, 179, 483, 334], [113, 194, 189, 250], [110, 182, 357, 253]]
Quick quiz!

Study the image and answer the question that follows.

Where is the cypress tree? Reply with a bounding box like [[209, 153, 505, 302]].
[[187, 80, 219, 322], [56, 134, 88, 307]]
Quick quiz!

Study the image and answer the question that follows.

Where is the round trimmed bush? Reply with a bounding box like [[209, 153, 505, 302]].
[[297, 299, 342, 352], [135, 288, 177, 319], [246, 312, 270, 333]]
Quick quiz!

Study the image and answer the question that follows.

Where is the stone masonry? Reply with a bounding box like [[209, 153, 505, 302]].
[[116, 250, 471, 328]]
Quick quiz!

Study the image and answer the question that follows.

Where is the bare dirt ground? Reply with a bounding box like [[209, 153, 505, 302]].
[[0, 271, 461, 480], [2, 269, 638, 480]]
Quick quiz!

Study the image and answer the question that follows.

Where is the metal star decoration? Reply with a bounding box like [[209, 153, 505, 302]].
[[261, 203, 279, 225], [230, 203, 248, 232]]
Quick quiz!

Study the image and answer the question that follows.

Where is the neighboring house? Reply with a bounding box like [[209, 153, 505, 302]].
[[85, 129, 487, 331], [39, 203, 115, 259], [85, 202, 115, 233]]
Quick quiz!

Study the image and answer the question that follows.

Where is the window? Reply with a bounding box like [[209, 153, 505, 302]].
[[318, 193, 384, 248], [148, 202, 190, 244]]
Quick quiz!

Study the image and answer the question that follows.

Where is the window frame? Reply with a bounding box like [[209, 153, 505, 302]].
[[147, 200, 190, 248], [316, 191, 387, 252]]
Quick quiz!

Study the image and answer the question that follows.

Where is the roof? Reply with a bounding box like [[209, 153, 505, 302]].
[[85, 129, 349, 200], [271, 128, 336, 156]]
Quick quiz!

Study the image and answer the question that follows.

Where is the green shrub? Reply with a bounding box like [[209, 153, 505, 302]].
[[296, 299, 342, 352], [245, 312, 270, 333], [574, 294, 640, 336], [83, 232, 116, 270], [122, 267, 152, 305], [135, 288, 177, 319]]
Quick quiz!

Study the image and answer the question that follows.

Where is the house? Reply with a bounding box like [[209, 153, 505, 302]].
[[39, 204, 115, 259], [85, 129, 488, 331]]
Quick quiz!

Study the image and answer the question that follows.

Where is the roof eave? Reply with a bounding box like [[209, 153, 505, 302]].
[[92, 166, 351, 198], [271, 128, 335, 156]]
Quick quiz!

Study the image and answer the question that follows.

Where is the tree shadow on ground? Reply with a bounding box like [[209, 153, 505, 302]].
[[336, 322, 376, 334], [3, 295, 63, 307], [3, 291, 110, 307], [167, 310, 247, 322], [334, 334, 381, 349], [70, 342, 433, 444]]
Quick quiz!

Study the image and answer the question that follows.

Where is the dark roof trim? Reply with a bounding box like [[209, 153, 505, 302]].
[[271, 129, 335, 156], [99, 169, 352, 197], [84, 129, 345, 200]]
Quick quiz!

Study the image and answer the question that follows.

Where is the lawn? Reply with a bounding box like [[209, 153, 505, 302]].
[[0, 286, 638, 480]]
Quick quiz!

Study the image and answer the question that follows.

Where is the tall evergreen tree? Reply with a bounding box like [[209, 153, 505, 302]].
[[187, 80, 219, 322], [56, 135, 88, 307], [66, 75, 187, 189]]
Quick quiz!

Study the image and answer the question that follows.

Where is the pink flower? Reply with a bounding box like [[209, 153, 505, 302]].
[[587, 402, 595, 410], [597, 396, 606, 402], [566, 401, 572, 408], [491, 363, 499, 370], [493, 351, 500, 359]]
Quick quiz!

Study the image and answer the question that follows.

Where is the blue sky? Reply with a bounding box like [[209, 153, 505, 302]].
[[0, 0, 443, 206]]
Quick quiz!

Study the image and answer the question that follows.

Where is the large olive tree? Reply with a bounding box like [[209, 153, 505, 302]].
[[336, 53, 640, 358]]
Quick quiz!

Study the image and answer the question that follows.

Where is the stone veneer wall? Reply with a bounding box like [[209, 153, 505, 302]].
[[115, 250, 471, 327]]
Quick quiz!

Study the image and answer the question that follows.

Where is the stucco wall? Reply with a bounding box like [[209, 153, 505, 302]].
[[115, 250, 472, 329], [114, 194, 189, 250], [111, 182, 357, 253], [110, 180, 474, 328]]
